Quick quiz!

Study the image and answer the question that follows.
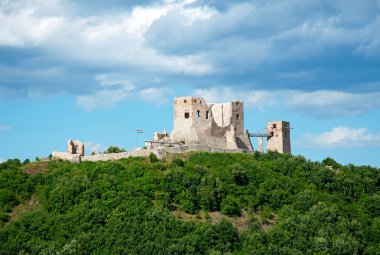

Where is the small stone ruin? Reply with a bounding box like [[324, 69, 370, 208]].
[[52, 139, 85, 163]]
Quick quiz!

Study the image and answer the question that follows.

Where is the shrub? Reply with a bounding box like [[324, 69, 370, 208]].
[[322, 157, 341, 169], [171, 158, 185, 168], [105, 146, 126, 153], [149, 153, 159, 163], [232, 166, 249, 186], [0, 212, 10, 224], [0, 189, 18, 212], [221, 195, 241, 216]]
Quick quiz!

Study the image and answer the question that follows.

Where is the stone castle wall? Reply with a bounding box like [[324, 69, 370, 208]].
[[171, 96, 251, 151], [266, 121, 291, 154], [52, 152, 81, 163], [81, 150, 162, 162], [53, 145, 252, 163]]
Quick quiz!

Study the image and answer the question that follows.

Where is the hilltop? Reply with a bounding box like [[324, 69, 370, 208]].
[[0, 152, 379, 254]]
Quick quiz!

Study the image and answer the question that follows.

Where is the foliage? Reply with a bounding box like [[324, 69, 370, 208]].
[[0, 152, 379, 254], [105, 146, 126, 153], [149, 153, 159, 163], [221, 195, 241, 216]]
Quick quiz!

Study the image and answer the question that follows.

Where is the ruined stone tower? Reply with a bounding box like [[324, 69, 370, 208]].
[[266, 121, 291, 154], [171, 96, 253, 151]]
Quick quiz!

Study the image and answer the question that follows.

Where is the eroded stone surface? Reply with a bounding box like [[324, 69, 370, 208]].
[[169, 96, 253, 151], [266, 121, 291, 154]]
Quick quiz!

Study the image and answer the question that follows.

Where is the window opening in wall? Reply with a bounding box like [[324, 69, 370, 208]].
[[196, 110, 200, 119], [206, 110, 209, 119], [236, 114, 239, 121], [184, 99, 187, 103], [75, 145, 79, 154], [273, 124, 277, 128], [184, 111, 190, 119]]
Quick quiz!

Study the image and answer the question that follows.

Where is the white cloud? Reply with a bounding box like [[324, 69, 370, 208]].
[[140, 87, 173, 105], [125, 6, 169, 37], [1, 0, 380, 103], [76, 74, 136, 111], [286, 90, 380, 117], [84, 141, 106, 154], [0, 5, 64, 46], [0, 158, 5, 163], [76, 74, 175, 110], [297, 126, 380, 148], [193, 87, 276, 111], [0, 125, 11, 132], [192, 87, 380, 117], [0, 0, 215, 76]]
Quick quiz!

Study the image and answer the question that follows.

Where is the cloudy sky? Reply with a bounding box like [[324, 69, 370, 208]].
[[1, 0, 380, 166]]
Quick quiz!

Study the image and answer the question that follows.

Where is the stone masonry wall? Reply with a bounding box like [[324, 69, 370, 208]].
[[266, 121, 291, 154], [52, 152, 81, 163], [171, 96, 251, 151], [53, 145, 252, 163]]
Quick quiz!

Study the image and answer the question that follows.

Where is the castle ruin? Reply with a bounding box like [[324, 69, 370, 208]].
[[148, 96, 291, 154], [170, 96, 253, 151], [52, 139, 85, 163], [53, 96, 291, 163], [266, 121, 291, 154]]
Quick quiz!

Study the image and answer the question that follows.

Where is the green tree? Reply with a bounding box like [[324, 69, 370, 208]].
[[149, 153, 158, 163], [105, 146, 126, 153], [221, 195, 241, 216]]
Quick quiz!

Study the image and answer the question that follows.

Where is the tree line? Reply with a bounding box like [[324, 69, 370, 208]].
[[0, 151, 379, 254]]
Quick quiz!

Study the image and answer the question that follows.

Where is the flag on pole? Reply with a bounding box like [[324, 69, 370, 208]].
[[137, 130, 143, 133]]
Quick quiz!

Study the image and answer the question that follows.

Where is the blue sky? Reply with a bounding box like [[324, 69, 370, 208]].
[[1, 0, 380, 167]]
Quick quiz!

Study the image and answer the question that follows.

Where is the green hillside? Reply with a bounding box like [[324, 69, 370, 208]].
[[0, 152, 379, 254]]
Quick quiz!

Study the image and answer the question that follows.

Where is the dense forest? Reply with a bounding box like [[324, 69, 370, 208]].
[[0, 151, 379, 254]]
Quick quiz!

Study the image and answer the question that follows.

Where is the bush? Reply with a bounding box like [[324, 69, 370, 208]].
[[105, 146, 126, 153], [232, 166, 249, 186], [322, 157, 341, 169], [0, 212, 10, 223], [149, 153, 159, 163], [0, 189, 18, 212], [221, 195, 241, 216], [171, 158, 185, 168], [179, 190, 197, 213]]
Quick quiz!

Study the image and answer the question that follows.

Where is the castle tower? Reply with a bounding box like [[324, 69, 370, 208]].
[[266, 121, 291, 154], [170, 96, 252, 151], [172, 96, 210, 143]]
